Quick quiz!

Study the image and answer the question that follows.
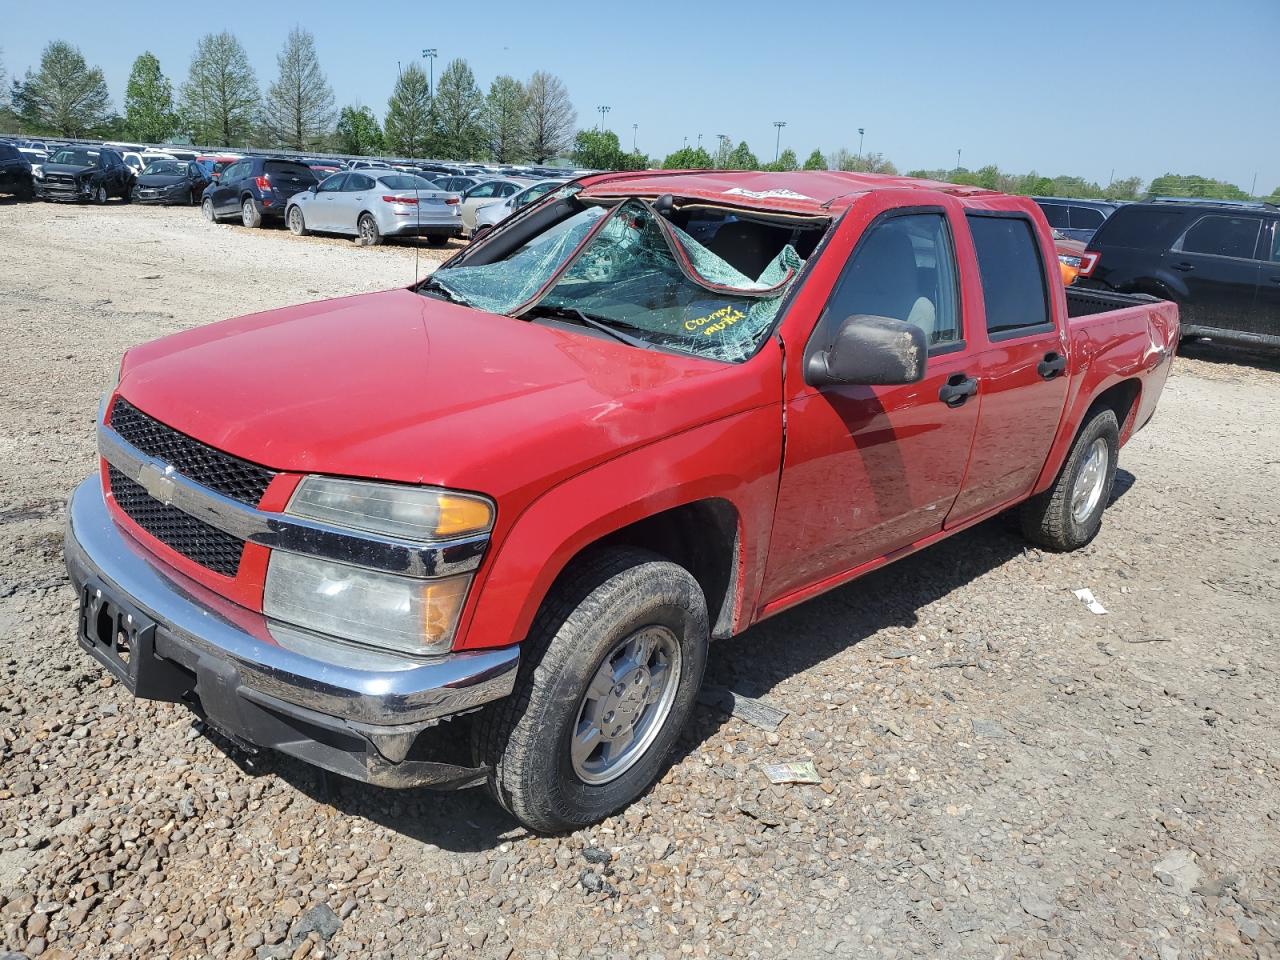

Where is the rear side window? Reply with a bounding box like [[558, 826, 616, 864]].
[[1069, 206, 1105, 229], [1037, 202, 1068, 228], [264, 161, 317, 181], [1176, 215, 1262, 260], [967, 216, 1051, 337], [0, 144, 18, 159], [1090, 206, 1192, 250]]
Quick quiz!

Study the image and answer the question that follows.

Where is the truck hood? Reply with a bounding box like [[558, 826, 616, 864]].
[[116, 288, 776, 500]]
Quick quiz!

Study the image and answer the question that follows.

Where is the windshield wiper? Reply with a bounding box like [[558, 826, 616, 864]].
[[526, 305, 655, 350]]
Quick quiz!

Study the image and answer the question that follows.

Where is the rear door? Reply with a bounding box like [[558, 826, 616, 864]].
[[761, 203, 982, 601], [1251, 218, 1280, 339], [1163, 213, 1263, 333], [336, 173, 375, 233], [264, 160, 317, 201], [946, 211, 1070, 524]]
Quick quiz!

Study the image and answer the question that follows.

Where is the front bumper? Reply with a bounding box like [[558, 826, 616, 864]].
[[36, 179, 90, 201], [64, 477, 519, 788]]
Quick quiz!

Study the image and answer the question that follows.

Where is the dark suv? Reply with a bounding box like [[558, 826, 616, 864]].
[[201, 156, 318, 227], [1033, 197, 1120, 244], [0, 142, 35, 200], [1078, 199, 1280, 347]]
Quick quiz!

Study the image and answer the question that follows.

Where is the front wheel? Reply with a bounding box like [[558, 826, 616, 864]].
[[474, 547, 709, 833], [1020, 407, 1119, 551], [92, 184, 108, 205], [287, 205, 308, 236], [357, 213, 382, 246], [241, 198, 262, 228]]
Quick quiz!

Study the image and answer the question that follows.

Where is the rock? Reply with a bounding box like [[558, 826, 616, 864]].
[[971, 719, 1008, 739], [290, 904, 341, 944], [1020, 894, 1055, 923], [582, 847, 611, 865], [1152, 850, 1202, 895]]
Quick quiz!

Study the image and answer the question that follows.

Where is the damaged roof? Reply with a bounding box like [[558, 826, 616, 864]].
[[576, 169, 1000, 215]]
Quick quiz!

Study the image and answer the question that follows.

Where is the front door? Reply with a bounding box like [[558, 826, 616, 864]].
[[947, 212, 1070, 522], [1255, 220, 1280, 339], [761, 208, 981, 603], [1163, 213, 1263, 333]]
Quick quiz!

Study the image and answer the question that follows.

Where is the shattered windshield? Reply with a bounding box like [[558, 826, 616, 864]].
[[428, 198, 806, 363]]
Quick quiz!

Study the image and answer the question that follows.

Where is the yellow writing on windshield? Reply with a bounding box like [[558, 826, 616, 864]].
[[685, 305, 745, 336]]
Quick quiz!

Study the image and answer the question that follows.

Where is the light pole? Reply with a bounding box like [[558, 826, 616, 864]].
[[717, 133, 730, 166], [773, 121, 787, 162], [857, 127, 865, 158], [597, 105, 611, 131], [421, 49, 437, 97], [956, 148, 962, 171], [697, 133, 702, 148], [632, 123, 638, 151]]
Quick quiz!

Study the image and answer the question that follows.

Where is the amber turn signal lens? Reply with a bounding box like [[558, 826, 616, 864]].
[[434, 494, 495, 538]]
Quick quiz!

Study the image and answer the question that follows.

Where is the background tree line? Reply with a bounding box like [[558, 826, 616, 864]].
[[2, 38, 1277, 204]]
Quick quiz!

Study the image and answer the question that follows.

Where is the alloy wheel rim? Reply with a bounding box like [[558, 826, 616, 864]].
[[1071, 437, 1109, 525], [360, 218, 374, 242], [571, 625, 682, 785], [290, 209, 301, 233], [242, 202, 253, 225], [203, 199, 213, 220]]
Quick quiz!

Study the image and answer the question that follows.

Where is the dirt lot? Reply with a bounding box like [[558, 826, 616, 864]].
[[1, 200, 1278, 960]]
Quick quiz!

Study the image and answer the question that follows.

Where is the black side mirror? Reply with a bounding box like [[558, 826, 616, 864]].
[[805, 314, 927, 387]]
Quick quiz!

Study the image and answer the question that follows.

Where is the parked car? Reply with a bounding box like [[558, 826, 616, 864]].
[[347, 159, 390, 171], [0, 142, 35, 200], [34, 146, 134, 203], [431, 174, 487, 194], [200, 156, 319, 227], [197, 154, 242, 183], [306, 160, 343, 179], [471, 179, 566, 238], [286, 171, 462, 245], [1053, 230, 1088, 286], [66, 170, 1178, 833], [1032, 197, 1120, 244], [1078, 198, 1280, 347], [131, 159, 212, 205], [121, 152, 148, 179], [457, 178, 535, 236]]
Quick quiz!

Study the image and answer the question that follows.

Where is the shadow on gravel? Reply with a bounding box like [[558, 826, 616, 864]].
[[1178, 338, 1280, 373]]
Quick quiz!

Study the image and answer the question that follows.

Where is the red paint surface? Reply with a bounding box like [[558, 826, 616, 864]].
[[106, 171, 1179, 651]]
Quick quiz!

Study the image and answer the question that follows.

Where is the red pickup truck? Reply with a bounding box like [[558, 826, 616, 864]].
[[65, 170, 1178, 832]]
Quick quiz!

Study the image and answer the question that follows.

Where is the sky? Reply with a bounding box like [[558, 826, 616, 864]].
[[3, 0, 1277, 194]]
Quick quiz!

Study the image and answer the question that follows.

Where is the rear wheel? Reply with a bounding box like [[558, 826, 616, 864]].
[[426, 233, 450, 247], [1020, 407, 1119, 551], [287, 205, 308, 236], [474, 547, 709, 833], [202, 197, 217, 222], [357, 213, 382, 246], [241, 198, 262, 228]]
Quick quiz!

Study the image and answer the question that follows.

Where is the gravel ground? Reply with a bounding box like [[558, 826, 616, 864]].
[[1, 200, 1278, 960]]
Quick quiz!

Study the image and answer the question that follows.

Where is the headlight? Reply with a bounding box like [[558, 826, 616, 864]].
[[32, 166, 43, 179], [1058, 255, 1083, 269], [264, 553, 471, 655], [287, 476, 493, 541]]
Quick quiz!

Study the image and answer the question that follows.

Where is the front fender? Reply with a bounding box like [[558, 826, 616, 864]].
[[453, 404, 784, 651]]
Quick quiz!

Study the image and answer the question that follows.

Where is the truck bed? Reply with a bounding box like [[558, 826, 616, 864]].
[[1065, 286, 1160, 318]]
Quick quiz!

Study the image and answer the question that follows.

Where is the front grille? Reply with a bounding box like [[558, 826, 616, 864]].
[[110, 399, 275, 505], [108, 466, 245, 576]]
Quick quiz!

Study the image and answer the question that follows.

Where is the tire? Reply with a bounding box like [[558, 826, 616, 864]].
[[426, 233, 450, 246], [241, 197, 262, 228], [92, 184, 108, 205], [474, 547, 709, 833], [202, 197, 217, 223], [468, 227, 489, 244], [357, 213, 382, 246], [287, 205, 308, 236], [1020, 407, 1119, 552]]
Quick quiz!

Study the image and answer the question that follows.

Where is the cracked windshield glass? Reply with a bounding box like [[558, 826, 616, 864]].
[[429, 198, 807, 362]]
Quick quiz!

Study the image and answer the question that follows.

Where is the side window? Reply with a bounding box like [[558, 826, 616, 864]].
[[967, 215, 1052, 337], [1271, 222, 1280, 262], [222, 161, 243, 182], [496, 182, 518, 198], [1069, 206, 1105, 229], [318, 174, 346, 192], [1038, 203, 1068, 228], [821, 213, 961, 349], [1177, 215, 1263, 260], [346, 174, 374, 191], [467, 182, 499, 199]]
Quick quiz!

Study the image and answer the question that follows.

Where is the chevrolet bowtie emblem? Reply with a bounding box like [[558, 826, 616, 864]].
[[138, 462, 178, 505]]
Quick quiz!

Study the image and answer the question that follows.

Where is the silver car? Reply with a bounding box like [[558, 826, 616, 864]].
[[457, 178, 536, 237], [472, 179, 567, 238], [286, 171, 462, 246]]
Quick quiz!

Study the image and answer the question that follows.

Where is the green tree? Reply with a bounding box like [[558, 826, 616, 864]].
[[334, 104, 383, 155], [482, 75, 527, 163], [762, 147, 799, 172], [181, 32, 260, 147], [432, 58, 484, 159], [262, 27, 335, 151], [1103, 176, 1143, 200], [384, 63, 431, 156], [524, 71, 575, 163], [802, 148, 826, 171], [18, 41, 112, 137], [123, 52, 178, 143], [571, 129, 647, 170], [830, 148, 897, 175], [1146, 173, 1249, 200], [661, 145, 713, 169], [724, 140, 759, 170]]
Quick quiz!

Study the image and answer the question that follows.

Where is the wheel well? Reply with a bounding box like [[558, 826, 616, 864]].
[[586, 499, 741, 639], [1090, 378, 1141, 435]]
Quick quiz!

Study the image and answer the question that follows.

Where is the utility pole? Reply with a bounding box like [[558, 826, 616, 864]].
[[773, 121, 787, 162], [956, 148, 962, 171], [717, 133, 730, 166], [858, 127, 865, 158], [597, 105, 611, 131], [421, 49, 437, 97], [697, 133, 702, 148], [632, 123, 638, 151], [1251, 172, 1258, 198]]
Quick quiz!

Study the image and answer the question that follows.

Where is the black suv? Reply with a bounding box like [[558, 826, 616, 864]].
[[1078, 199, 1280, 347], [36, 146, 134, 203], [201, 156, 318, 227], [1033, 197, 1120, 244], [0, 141, 35, 200]]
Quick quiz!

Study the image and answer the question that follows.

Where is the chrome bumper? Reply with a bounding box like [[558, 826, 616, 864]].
[[64, 477, 519, 787]]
